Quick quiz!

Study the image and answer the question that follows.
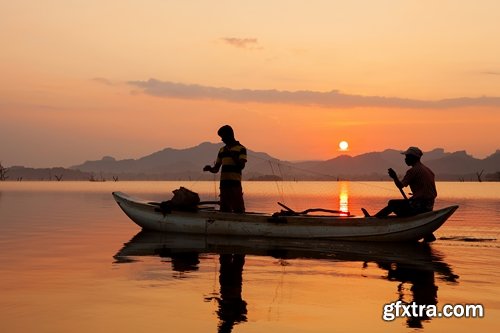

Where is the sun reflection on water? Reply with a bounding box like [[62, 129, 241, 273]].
[[339, 181, 349, 215]]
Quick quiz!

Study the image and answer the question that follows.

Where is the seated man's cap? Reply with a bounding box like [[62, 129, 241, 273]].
[[401, 146, 423, 157]]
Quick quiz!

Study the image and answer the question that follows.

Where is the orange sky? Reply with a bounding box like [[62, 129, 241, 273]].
[[1, 1, 499, 167]]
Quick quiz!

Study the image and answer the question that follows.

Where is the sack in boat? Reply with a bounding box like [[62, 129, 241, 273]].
[[160, 186, 200, 212]]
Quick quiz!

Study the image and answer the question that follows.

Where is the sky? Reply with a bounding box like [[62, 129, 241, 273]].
[[1, 0, 500, 168]]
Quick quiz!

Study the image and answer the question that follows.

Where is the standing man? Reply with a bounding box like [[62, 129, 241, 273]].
[[203, 125, 247, 213], [374, 146, 437, 219]]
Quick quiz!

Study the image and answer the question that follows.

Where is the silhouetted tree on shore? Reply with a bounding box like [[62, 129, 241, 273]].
[[476, 170, 484, 182], [0, 162, 9, 181]]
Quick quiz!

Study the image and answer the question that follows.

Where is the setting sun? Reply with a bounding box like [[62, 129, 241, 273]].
[[339, 141, 349, 151]]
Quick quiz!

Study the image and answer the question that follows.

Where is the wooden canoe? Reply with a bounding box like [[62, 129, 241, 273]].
[[112, 191, 458, 242]]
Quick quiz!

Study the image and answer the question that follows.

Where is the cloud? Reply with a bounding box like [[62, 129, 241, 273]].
[[481, 71, 500, 76], [91, 77, 115, 85], [128, 79, 500, 109], [220, 37, 261, 49]]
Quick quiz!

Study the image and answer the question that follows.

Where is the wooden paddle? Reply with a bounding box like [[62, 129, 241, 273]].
[[397, 187, 408, 200]]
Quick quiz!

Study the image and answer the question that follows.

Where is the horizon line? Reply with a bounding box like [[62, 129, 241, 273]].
[[4, 144, 498, 169]]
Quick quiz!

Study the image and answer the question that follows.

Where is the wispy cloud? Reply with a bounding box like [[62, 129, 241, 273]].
[[220, 37, 261, 49], [128, 79, 500, 109], [91, 77, 115, 85], [481, 71, 500, 76]]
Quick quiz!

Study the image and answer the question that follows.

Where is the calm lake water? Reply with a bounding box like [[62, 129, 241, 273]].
[[0, 181, 499, 333]]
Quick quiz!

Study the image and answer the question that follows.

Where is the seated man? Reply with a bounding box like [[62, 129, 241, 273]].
[[375, 146, 437, 218]]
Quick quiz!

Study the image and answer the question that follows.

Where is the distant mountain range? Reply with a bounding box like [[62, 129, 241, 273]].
[[4, 142, 500, 181]]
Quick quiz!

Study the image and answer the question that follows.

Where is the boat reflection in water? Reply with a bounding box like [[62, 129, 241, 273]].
[[114, 231, 459, 331]]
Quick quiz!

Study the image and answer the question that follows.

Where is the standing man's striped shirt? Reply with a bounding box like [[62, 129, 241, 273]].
[[216, 142, 247, 187]]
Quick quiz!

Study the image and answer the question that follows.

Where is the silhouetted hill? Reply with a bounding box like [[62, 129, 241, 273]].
[[73, 142, 220, 174], [70, 142, 290, 180], [4, 144, 499, 181], [293, 148, 457, 180], [69, 143, 499, 181], [295, 149, 403, 179]]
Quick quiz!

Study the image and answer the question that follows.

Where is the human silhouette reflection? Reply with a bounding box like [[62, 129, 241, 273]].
[[385, 263, 437, 328], [156, 248, 200, 278], [215, 254, 247, 333], [377, 244, 458, 329]]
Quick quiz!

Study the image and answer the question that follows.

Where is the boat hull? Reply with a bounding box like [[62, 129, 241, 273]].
[[112, 191, 458, 242]]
